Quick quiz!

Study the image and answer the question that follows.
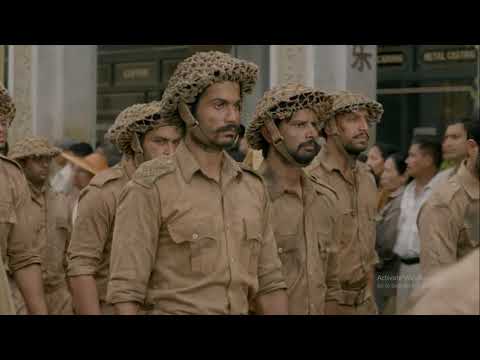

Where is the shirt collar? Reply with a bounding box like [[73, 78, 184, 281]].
[[258, 162, 312, 202], [176, 141, 242, 184]]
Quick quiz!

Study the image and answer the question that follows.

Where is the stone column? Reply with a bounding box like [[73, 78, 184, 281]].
[[269, 45, 314, 87], [234, 45, 270, 125], [8, 45, 97, 146]]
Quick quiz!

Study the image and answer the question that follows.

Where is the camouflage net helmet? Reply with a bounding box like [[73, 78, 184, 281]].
[[159, 51, 259, 122], [0, 83, 16, 126], [246, 83, 333, 151], [323, 90, 384, 125], [8, 136, 61, 161], [105, 101, 184, 155]]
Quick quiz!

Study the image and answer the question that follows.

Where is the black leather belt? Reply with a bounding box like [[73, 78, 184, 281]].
[[400, 257, 420, 265]]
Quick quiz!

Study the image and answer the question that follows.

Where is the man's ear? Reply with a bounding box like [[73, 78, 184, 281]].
[[260, 125, 273, 145]]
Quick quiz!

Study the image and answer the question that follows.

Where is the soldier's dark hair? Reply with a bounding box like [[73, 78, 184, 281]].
[[466, 120, 480, 145], [411, 137, 443, 170], [445, 117, 472, 135]]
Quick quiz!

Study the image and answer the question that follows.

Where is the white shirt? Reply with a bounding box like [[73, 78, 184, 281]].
[[50, 163, 74, 194], [394, 173, 443, 259]]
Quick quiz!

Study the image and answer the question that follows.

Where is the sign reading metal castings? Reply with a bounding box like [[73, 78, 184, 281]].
[[423, 47, 478, 63]]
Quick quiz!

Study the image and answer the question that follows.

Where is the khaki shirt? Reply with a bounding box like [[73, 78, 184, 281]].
[[259, 164, 341, 315], [418, 162, 479, 278], [405, 249, 479, 315], [31, 185, 72, 291], [0, 253, 14, 315], [10, 184, 73, 314], [0, 155, 41, 273], [307, 144, 379, 289], [107, 143, 286, 315], [67, 157, 136, 301]]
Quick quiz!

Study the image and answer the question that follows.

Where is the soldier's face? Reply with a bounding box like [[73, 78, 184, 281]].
[[443, 123, 468, 162], [142, 125, 184, 161], [23, 156, 52, 186], [193, 81, 242, 149], [0, 117, 8, 150], [335, 110, 370, 155], [278, 109, 320, 165]]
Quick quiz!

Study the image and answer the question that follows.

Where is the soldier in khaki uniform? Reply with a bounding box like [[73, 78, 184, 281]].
[[246, 84, 342, 315], [418, 121, 480, 278], [0, 251, 15, 315], [107, 51, 288, 315], [67, 102, 185, 314], [9, 137, 73, 315], [404, 248, 479, 315], [0, 84, 48, 315], [306, 91, 384, 315]]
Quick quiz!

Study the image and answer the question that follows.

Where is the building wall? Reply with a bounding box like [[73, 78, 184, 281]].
[[8, 45, 477, 152]]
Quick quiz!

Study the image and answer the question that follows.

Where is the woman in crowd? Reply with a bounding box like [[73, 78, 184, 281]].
[[374, 152, 410, 314]]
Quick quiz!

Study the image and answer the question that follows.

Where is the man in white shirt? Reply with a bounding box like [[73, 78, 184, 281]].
[[394, 137, 443, 313], [50, 142, 93, 194]]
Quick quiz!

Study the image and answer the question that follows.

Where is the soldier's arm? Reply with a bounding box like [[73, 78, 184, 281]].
[[107, 181, 161, 315], [255, 195, 288, 315], [418, 200, 459, 278], [13, 265, 47, 314], [67, 186, 112, 315], [9, 182, 47, 315]]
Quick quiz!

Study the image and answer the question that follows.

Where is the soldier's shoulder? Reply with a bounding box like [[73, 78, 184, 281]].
[[90, 164, 125, 188], [240, 163, 264, 182], [308, 173, 339, 202], [0, 154, 23, 174], [430, 178, 463, 206], [132, 156, 177, 188]]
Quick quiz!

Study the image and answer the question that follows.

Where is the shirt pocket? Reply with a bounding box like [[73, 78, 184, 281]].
[[241, 218, 263, 276], [275, 233, 301, 290], [167, 217, 218, 276], [317, 230, 330, 263]]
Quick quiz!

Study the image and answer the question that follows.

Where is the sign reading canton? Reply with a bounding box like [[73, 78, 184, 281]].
[[378, 52, 405, 66], [352, 45, 373, 72], [115, 62, 158, 87], [423, 47, 478, 63]]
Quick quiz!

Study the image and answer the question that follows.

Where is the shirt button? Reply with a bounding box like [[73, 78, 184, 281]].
[[231, 258, 235, 263], [278, 248, 284, 254], [192, 233, 199, 240]]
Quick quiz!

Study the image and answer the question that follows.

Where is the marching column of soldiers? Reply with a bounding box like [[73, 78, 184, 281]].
[[0, 51, 478, 315]]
